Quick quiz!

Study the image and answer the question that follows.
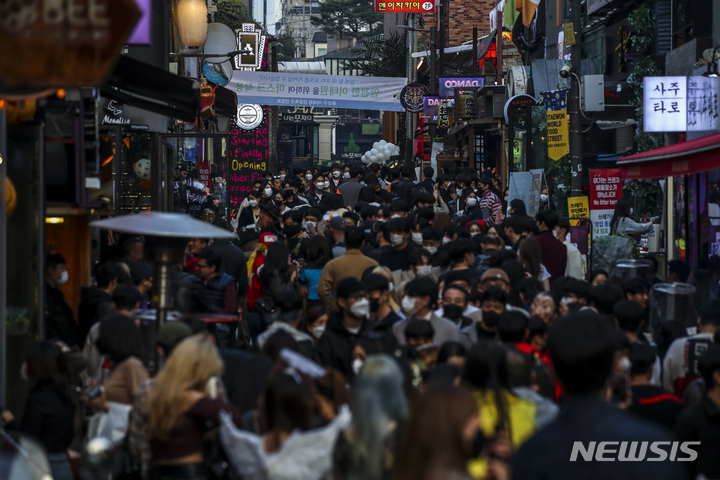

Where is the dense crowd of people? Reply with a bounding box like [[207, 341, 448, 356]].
[[3, 162, 720, 480]]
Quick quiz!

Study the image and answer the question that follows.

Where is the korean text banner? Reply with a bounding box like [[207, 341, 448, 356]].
[[375, 0, 436, 12], [229, 71, 408, 111], [590, 168, 623, 238]]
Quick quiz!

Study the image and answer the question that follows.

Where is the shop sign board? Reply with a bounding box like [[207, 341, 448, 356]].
[[544, 90, 570, 160], [643, 76, 687, 132], [198, 161, 212, 193], [567, 196, 589, 226], [528, 169, 543, 216], [590, 168, 623, 238], [375, 0, 435, 13], [229, 71, 407, 111], [439, 77, 484, 97], [0, 0, 140, 88], [687, 74, 720, 136], [507, 172, 532, 212], [400, 83, 429, 113]]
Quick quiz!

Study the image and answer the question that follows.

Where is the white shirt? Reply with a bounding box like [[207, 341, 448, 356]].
[[563, 240, 584, 279], [662, 332, 715, 394]]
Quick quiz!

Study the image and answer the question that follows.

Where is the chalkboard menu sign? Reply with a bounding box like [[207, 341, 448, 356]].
[[225, 43, 270, 220]]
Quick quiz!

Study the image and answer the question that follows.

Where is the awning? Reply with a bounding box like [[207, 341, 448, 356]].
[[617, 132, 720, 179], [412, 30, 496, 59], [101, 56, 201, 122]]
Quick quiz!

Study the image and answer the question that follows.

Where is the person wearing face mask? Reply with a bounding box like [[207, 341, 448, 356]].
[[440, 285, 474, 331], [459, 287, 507, 344], [317, 226, 379, 308], [410, 218, 430, 247], [421, 226, 443, 258], [362, 274, 402, 345], [262, 180, 275, 201], [438, 238, 484, 285], [313, 277, 370, 379], [45, 254, 79, 347], [282, 209, 306, 259], [329, 163, 344, 191], [377, 217, 416, 273], [478, 177, 502, 225], [459, 189, 484, 221], [407, 250, 437, 282], [391, 277, 460, 345], [539, 186, 556, 211], [301, 306, 329, 342], [338, 165, 364, 208]]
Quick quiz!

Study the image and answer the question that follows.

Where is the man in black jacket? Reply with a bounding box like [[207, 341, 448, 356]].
[[512, 310, 688, 480], [313, 277, 370, 380], [78, 261, 126, 344], [45, 254, 79, 346], [206, 237, 249, 303]]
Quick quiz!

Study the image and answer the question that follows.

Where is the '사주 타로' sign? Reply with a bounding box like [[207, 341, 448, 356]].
[[229, 71, 407, 111]]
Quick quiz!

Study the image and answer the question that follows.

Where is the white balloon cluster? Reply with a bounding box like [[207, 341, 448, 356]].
[[361, 140, 400, 164]]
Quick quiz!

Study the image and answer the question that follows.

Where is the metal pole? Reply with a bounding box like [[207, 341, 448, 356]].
[[405, 13, 415, 167], [429, 26, 437, 169], [438, 2, 444, 78], [496, 9, 503, 86], [472, 27, 478, 75], [569, 0, 583, 196], [0, 106, 6, 406]]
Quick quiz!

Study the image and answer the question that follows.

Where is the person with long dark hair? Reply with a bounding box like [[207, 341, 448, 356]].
[[257, 242, 298, 323], [300, 236, 333, 310], [392, 387, 479, 480], [1, 342, 77, 480], [517, 238, 551, 291], [609, 197, 656, 238]]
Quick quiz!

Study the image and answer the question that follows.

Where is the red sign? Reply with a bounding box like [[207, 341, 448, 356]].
[[375, 0, 435, 13], [198, 162, 212, 194], [589, 168, 623, 210]]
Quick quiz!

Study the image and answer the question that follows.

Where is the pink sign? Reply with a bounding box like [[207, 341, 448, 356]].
[[198, 161, 212, 194]]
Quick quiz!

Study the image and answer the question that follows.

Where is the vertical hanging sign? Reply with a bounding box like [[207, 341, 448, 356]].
[[590, 168, 623, 238], [544, 90, 570, 160]]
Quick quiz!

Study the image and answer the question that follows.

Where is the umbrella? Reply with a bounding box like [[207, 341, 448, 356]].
[[89, 211, 234, 238]]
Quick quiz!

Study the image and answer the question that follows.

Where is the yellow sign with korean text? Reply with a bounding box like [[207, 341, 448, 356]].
[[567, 196, 589, 226], [544, 90, 570, 161]]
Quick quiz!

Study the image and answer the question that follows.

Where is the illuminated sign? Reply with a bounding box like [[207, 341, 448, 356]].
[[643, 76, 687, 132], [234, 23, 266, 70], [375, 0, 435, 12]]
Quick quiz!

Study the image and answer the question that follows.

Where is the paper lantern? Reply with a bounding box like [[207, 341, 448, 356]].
[[176, 0, 208, 47], [133, 159, 152, 180]]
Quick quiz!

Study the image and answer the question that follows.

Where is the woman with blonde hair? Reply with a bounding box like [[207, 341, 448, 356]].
[[147, 335, 241, 480]]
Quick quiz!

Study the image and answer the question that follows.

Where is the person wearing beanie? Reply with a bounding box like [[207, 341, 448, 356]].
[[313, 277, 370, 380]]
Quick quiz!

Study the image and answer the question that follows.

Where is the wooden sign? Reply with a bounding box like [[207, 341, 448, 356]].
[[0, 0, 140, 88]]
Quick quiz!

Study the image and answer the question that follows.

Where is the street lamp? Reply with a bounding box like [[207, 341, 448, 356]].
[[176, 0, 209, 47]]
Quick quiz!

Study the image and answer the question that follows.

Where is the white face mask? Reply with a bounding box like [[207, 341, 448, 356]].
[[316, 182, 327, 190], [466, 197, 478, 207], [471, 232, 480, 237], [553, 229, 560, 239], [311, 325, 326, 339], [442, 237, 451, 245], [280, 174, 286, 180], [456, 188, 463, 196], [305, 221, 317, 230], [561, 296, 574, 305], [350, 297, 370, 319], [248, 199, 259, 208], [388, 282, 394, 293], [343, 172, 351, 179], [540, 194, 548, 202], [58, 270, 69, 285], [416, 265, 433, 277], [390, 234, 405, 247], [425, 246, 437, 255], [306, 174, 313, 180], [391, 214, 403, 219], [352, 358, 364, 375], [630, 208, 634, 215], [411, 232, 424, 245], [332, 171, 341, 178], [264, 187, 273, 197], [401, 295, 420, 316]]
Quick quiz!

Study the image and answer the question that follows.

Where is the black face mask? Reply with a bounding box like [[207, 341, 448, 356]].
[[483, 311, 501, 328], [443, 304, 464, 321], [369, 297, 381, 313], [467, 429, 487, 459], [283, 224, 302, 238]]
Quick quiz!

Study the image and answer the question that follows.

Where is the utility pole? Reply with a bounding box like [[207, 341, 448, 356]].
[[405, 13, 415, 167], [429, 26, 437, 173], [569, 0, 583, 197]]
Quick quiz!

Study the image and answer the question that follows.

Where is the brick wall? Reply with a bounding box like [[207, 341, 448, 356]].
[[446, 0, 495, 46]]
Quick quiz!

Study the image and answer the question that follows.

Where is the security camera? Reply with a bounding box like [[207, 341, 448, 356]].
[[559, 63, 572, 79]]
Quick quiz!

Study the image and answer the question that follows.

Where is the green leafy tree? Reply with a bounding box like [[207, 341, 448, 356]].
[[311, 0, 382, 40], [274, 32, 297, 61], [215, 1, 254, 32]]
